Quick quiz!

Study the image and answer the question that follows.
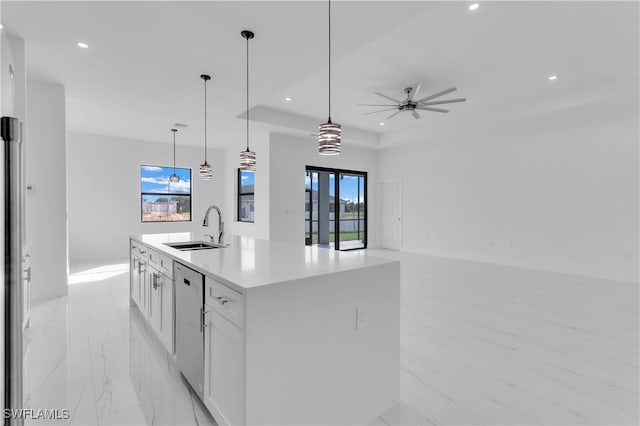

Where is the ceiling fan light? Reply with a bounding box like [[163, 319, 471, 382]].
[[199, 162, 213, 180], [240, 149, 256, 171], [318, 121, 341, 155]]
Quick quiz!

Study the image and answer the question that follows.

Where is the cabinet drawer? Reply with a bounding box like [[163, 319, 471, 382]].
[[148, 249, 173, 279], [205, 277, 244, 330], [136, 243, 149, 261], [130, 240, 140, 256]]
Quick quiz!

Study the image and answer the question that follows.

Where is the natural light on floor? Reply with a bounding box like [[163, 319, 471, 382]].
[[68, 262, 129, 285]]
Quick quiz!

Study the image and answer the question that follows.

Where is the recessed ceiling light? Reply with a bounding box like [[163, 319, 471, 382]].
[[549, 75, 558, 81], [0, 24, 4, 30], [468, 3, 479, 11], [76, 42, 89, 49], [285, 97, 292, 102], [379, 122, 385, 126]]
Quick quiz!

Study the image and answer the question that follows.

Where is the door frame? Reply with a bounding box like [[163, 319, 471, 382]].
[[305, 166, 368, 251]]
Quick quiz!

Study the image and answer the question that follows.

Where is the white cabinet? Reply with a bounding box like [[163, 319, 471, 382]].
[[131, 240, 175, 358], [148, 266, 162, 331], [204, 305, 245, 426], [132, 259, 148, 313], [130, 241, 149, 313], [130, 255, 142, 308], [148, 265, 174, 355], [204, 276, 245, 425]]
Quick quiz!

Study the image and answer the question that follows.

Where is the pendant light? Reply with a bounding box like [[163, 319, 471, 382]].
[[239, 30, 256, 171], [199, 74, 213, 180], [169, 128, 180, 183], [318, 0, 341, 155]]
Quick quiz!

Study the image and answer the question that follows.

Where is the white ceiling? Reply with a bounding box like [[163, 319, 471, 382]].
[[3, 1, 638, 149]]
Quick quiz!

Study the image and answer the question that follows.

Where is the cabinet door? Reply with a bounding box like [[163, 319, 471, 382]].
[[148, 266, 162, 333], [204, 307, 245, 426], [139, 260, 149, 317], [158, 272, 174, 355], [131, 255, 141, 307]]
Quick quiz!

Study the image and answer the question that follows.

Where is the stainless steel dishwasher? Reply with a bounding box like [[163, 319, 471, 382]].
[[175, 262, 205, 398]]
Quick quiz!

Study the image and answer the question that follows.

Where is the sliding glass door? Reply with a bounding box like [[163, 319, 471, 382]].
[[337, 173, 366, 250], [305, 166, 367, 250]]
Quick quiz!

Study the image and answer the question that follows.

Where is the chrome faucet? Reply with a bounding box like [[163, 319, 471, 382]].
[[203, 205, 224, 244]]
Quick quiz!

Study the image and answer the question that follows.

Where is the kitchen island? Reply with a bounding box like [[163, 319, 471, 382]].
[[130, 232, 400, 425]]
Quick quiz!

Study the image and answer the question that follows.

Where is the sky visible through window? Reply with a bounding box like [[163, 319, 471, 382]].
[[141, 165, 191, 202], [305, 173, 364, 203], [240, 170, 255, 191]]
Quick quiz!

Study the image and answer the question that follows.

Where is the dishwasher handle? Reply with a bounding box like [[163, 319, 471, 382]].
[[200, 307, 209, 332]]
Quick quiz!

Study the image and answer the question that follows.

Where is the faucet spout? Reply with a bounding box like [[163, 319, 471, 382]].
[[203, 205, 224, 244]]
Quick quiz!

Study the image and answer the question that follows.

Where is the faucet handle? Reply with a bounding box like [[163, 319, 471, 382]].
[[204, 233, 215, 242]]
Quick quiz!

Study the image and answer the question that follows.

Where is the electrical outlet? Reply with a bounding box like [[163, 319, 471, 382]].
[[356, 305, 368, 330]]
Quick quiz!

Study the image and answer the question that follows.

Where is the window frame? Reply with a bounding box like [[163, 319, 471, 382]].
[[305, 166, 368, 251], [140, 164, 192, 223], [237, 169, 255, 223]]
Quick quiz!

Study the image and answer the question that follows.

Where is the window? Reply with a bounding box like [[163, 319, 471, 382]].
[[141, 165, 191, 222], [238, 169, 255, 222]]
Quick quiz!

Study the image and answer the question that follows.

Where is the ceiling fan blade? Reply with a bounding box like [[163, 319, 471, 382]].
[[374, 92, 402, 103], [363, 108, 398, 115], [416, 87, 457, 103], [417, 106, 449, 113], [408, 84, 421, 101], [412, 110, 421, 120], [419, 98, 466, 106], [386, 110, 402, 120], [356, 104, 398, 107]]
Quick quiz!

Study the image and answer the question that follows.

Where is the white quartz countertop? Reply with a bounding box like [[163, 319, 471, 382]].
[[131, 232, 398, 290]]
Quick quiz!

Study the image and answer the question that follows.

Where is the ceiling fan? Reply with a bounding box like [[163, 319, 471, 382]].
[[357, 84, 466, 120]]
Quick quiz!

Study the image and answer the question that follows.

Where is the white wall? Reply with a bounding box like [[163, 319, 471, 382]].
[[67, 133, 225, 263], [269, 133, 378, 247], [223, 125, 270, 240], [26, 79, 69, 300], [377, 115, 639, 283]]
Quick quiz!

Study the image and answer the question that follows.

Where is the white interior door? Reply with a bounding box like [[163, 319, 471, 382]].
[[379, 180, 402, 250]]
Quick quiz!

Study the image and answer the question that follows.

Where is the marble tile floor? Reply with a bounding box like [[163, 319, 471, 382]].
[[23, 253, 639, 425], [24, 261, 215, 426], [368, 249, 639, 425]]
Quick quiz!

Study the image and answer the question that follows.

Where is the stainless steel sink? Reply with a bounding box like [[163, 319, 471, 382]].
[[163, 241, 227, 251]]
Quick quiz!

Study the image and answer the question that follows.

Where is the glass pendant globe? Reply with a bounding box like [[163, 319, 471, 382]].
[[200, 162, 213, 180], [318, 121, 341, 155], [239, 149, 256, 171]]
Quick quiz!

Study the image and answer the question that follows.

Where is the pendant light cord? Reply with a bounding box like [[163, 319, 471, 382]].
[[246, 34, 250, 152], [172, 129, 177, 174], [328, 0, 331, 121], [203, 79, 208, 162]]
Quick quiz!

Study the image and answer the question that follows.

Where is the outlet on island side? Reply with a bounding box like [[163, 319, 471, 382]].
[[356, 305, 369, 330]]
